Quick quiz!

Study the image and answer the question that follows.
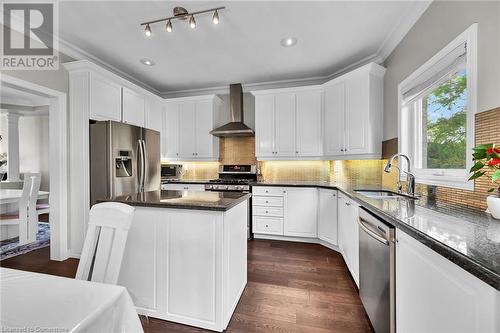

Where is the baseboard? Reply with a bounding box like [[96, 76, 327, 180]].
[[253, 234, 340, 254]]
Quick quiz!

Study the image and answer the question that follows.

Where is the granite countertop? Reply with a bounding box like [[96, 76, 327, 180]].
[[251, 181, 500, 291], [98, 190, 251, 211], [162, 179, 212, 185]]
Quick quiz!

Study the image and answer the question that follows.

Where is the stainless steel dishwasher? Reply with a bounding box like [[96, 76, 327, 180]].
[[358, 207, 396, 333]]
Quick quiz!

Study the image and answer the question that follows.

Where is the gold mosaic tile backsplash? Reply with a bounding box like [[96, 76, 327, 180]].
[[258, 161, 330, 182]]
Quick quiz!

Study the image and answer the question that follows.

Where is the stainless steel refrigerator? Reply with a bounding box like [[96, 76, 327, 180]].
[[90, 121, 160, 205]]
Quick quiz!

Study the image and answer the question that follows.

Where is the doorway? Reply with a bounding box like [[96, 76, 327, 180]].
[[0, 74, 68, 261]]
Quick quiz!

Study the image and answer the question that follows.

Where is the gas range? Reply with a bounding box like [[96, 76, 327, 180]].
[[204, 164, 257, 192]]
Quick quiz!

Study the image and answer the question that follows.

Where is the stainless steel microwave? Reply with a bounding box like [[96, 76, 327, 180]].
[[161, 164, 182, 180]]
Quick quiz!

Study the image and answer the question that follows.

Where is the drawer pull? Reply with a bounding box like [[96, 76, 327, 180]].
[[266, 224, 269, 227], [265, 200, 269, 203], [265, 190, 269, 193], [265, 211, 269, 213]]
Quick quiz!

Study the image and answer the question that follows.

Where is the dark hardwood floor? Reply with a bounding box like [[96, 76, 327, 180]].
[[1, 240, 373, 333]]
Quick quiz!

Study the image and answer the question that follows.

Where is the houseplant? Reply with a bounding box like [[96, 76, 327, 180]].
[[469, 143, 500, 218]]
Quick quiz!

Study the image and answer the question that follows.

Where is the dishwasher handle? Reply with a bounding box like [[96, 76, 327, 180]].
[[358, 217, 390, 245]]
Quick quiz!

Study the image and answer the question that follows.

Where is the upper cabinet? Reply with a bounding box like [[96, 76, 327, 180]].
[[89, 72, 122, 122], [323, 63, 385, 159], [122, 87, 145, 127], [65, 60, 161, 132], [252, 62, 384, 161], [252, 86, 323, 160], [162, 95, 221, 161]]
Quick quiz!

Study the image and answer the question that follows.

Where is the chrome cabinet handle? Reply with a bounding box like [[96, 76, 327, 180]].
[[265, 200, 269, 203], [265, 211, 269, 213], [345, 202, 351, 206], [332, 193, 336, 197], [265, 224, 269, 228], [296, 151, 299, 154]]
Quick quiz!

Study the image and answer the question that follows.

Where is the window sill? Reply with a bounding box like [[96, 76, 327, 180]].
[[413, 175, 474, 191]]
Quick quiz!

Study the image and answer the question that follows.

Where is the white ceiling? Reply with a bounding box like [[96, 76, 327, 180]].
[[59, 1, 430, 95]]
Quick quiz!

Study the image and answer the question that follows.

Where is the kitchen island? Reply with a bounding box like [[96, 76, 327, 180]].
[[98, 190, 250, 332]]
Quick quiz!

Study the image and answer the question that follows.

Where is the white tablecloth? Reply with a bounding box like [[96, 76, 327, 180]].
[[0, 268, 143, 333]]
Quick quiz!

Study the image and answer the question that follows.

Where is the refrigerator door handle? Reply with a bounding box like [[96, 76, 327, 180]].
[[137, 139, 144, 192], [141, 139, 147, 191]]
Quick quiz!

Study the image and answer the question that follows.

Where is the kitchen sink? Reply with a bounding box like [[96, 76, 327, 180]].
[[355, 190, 418, 200]]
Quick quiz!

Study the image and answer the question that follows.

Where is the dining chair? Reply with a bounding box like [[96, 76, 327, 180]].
[[76, 202, 135, 285], [0, 173, 40, 245]]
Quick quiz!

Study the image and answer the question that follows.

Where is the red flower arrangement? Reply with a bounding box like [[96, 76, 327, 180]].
[[469, 143, 500, 196]]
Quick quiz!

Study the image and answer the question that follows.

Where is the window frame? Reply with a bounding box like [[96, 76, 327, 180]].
[[397, 24, 477, 190]]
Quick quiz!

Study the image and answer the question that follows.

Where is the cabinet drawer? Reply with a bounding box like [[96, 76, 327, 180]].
[[253, 217, 283, 235], [252, 187, 284, 197], [252, 196, 283, 207], [253, 206, 283, 217]]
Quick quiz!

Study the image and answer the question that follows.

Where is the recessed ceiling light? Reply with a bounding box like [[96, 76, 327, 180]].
[[281, 37, 298, 47], [140, 58, 155, 66]]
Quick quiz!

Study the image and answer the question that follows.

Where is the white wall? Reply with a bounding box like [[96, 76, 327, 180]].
[[383, 1, 500, 140], [19, 115, 50, 191]]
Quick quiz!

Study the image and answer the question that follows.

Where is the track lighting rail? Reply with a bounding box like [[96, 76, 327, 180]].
[[140, 6, 225, 26]]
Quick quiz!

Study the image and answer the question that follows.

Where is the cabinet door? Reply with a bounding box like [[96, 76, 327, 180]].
[[318, 189, 338, 245], [284, 187, 317, 238], [122, 87, 145, 127], [89, 73, 122, 121], [337, 195, 359, 285], [194, 100, 214, 158], [296, 90, 322, 157], [255, 95, 275, 158], [345, 74, 369, 154], [178, 102, 196, 158], [396, 230, 500, 333], [163, 104, 179, 159], [275, 93, 296, 157], [145, 97, 162, 132], [323, 82, 345, 156]]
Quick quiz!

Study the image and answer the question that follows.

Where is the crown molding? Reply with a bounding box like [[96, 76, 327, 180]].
[[377, 0, 433, 61], [56, 37, 162, 96]]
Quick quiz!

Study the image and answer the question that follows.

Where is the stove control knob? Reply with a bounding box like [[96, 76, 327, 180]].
[[224, 185, 229, 190], [207, 185, 213, 190]]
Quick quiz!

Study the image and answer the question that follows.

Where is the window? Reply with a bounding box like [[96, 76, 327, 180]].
[[399, 24, 477, 190]]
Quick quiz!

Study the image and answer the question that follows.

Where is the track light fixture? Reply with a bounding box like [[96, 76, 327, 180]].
[[189, 15, 196, 29], [144, 24, 152, 37], [212, 10, 219, 25], [141, 6, 224, 36]]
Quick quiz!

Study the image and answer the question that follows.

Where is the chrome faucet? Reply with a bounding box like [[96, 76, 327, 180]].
[[384, 153, 416, 196]]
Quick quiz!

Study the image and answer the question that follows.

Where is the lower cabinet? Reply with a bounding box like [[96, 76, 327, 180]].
[[396, 229, 500, 333], [337, 193, 359, 286], [284, 187, 318, 238], [318, 189, 338, 245], [161, 183, 205, 191], [252, 186, 318, 238]]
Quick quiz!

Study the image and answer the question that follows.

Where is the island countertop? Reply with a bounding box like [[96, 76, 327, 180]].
[[97, 190, 251, 211]]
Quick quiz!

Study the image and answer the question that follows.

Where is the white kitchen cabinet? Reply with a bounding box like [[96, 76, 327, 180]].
[[163, 103, 180, 159], [254, 95, 275, 158], [296, 90, 323, 156], [122, 87, 145, 127], [163, 95, 221, 161], [161, 183, 205, 191], [275, 93, 296, 157], [337, 193, 359, 286], [89, 72, 122, 122], [284, 187, 318, 238], [145, 96, 163, 132], [252, 86, 323, 160], [178, 102, 196, 158], [323, 62, 385, 159], [318, 189, 338, 246], [323, 81, 345, 155], [396, 229, 500, 333]]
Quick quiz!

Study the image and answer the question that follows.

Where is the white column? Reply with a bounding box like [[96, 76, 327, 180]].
[[6, 112, 20, 181]]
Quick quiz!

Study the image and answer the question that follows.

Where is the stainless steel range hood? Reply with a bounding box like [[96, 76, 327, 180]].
[[210, 83, 255, 137]]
